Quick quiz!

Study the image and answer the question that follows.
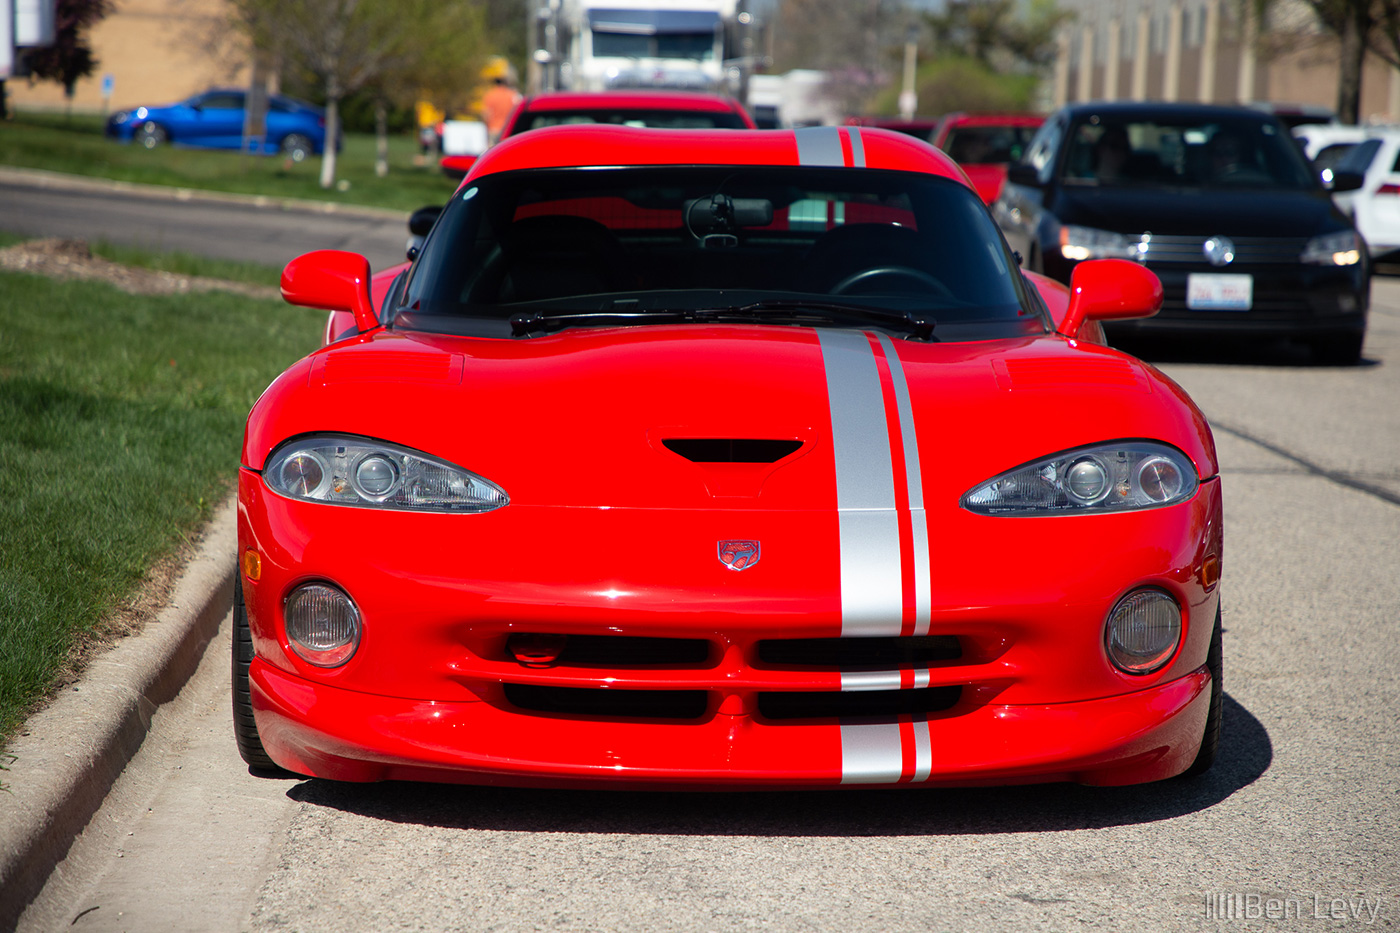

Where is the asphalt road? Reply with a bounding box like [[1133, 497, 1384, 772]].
[[9, 181, 1400, 929], [0, 174, 415, 274]]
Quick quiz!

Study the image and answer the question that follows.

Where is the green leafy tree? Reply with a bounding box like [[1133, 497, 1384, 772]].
[[229, 0, 487, 188], [21, 0, 114, 112]]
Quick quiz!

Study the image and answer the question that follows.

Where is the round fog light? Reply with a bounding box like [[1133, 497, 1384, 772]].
[[1105, 589, 1181, 674], [284, 583, 361, 667]]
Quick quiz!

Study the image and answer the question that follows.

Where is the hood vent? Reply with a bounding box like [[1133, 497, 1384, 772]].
[[663, 438, 803, 463]]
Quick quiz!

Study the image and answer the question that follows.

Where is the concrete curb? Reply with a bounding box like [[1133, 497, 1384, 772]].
[[0, 164, 407, 221], [0, 496, 238, 929]]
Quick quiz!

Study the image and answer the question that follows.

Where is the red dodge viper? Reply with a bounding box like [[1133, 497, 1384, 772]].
[[235, 124, 1224, 789]]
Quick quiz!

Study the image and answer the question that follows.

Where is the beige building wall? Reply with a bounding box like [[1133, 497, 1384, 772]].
[[1055, 0, 1400, 123], [9, 0, 249, 113]]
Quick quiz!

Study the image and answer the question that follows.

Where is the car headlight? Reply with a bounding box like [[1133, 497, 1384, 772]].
[[263, 435, 508, 512], [109, 110, 131, 124], [961, 441, 1199, 515], [1059, 225, 1142, 262], [1300, 230, 1363, 266]]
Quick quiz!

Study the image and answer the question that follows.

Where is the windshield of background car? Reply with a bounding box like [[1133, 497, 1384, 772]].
[[1061, 116, 1316, 189], [516, 109, 748, 131], [399, 166, 1039, 341], [943, 125, 1038, 164]]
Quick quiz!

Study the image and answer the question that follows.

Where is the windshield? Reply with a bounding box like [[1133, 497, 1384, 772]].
[[591, 31, 716, 61], [399, 166, 1040, 341], [944, 125, 1038, 165], [515, 109, 748, 132], [1062, 115, 1316, 190]]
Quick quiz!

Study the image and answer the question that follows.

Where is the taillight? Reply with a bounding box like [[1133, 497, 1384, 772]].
[[1377, 183, 1400, 195]]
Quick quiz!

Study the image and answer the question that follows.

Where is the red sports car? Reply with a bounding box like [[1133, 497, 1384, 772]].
[[236, 124, 1224, 789], [933, 112, 1046, 204]]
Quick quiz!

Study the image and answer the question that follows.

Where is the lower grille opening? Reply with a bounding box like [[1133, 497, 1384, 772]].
[[758, 686, 962, 721], [504, 684, 708, 719], [758, 635, 962, 668], [546, 634, 711, 666]]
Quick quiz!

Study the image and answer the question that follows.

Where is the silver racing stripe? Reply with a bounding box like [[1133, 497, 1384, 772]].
[[912, 720, 933, 782], [839, 722, 903, 784], [840, 670, 932, 691], [817, 330, 902, 635], [847, 126, 867, 167], [795, 126, 846, 166], [875, 333, 932, 635]]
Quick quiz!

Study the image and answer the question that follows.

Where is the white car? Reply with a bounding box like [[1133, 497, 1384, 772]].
[[1328, 128, 1400, 260], [1293, 124, 1368, 180]]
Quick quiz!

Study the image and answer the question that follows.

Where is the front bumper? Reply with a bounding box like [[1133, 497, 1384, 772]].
[[239, 468, 1223, 788], [251, 660, 1212, 788]]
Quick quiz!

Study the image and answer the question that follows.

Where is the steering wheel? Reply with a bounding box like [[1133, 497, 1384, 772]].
[[830, 266, 955, 298]]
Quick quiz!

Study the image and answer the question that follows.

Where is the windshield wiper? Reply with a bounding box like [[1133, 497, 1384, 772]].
[[511, 301, 937, 340], [714, 300, 937, 340]]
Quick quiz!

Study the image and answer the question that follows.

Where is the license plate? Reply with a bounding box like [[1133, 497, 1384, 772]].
[[1187, 273, 1253, 311]]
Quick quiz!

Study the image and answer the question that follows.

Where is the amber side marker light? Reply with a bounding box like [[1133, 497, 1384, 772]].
[[242, 549, 262, 582]]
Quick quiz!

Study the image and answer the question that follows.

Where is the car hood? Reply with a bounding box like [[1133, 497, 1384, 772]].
[[244, 325, 1216, 510], [1050, 185, 1348, 237]]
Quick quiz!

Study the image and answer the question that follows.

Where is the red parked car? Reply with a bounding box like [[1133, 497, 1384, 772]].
[[441, 90, 756, 177], [237, 124, 1224, 789], [932, 112, 1045, 204]]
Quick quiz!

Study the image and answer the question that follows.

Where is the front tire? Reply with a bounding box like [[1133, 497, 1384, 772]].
[[134, 121, 167, 149], [1181, 605, 1223, 778], [232, 574, 281, 771], [1311, 332, 1364, 366], [280, 133, 314, 163]]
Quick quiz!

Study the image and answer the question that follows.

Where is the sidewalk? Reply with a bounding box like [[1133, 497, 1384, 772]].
[[0, 164, 406, 220], [0, 497, 237, 929]]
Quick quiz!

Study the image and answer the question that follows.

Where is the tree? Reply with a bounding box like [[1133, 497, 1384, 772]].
[[22, 0, 114, 113], [1252, 0, 1380, 124], [229, 0, 487, 188], [923, 0, 1066, 74]]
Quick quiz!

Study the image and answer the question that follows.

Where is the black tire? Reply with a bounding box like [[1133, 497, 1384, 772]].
[[232, 574, 283, 771], [281, 133, 313, 163], [1311, 332, 1364, 366], [134, 121, 167, 149], [1181, 605, 1223, 778]]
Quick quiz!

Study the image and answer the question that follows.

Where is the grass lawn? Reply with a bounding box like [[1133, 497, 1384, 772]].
[[0, 265, 324, 743], [1, 110, 457, 212]]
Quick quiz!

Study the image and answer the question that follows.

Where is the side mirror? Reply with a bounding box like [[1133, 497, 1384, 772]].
[[406, 205, 443, 260], [1006, 162, 1042, 187], [281, 250, 378, 334], [1329, 169, 1365, 193], [440, 155, 477, 179], [1058, 259, 1162, 339]]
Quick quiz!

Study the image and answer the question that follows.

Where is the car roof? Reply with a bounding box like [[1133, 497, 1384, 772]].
[[938, 112, 1045, 128], [469, 125, 970, 184], [1057, 101, 1286, 122], [522, 91, 744, 113]]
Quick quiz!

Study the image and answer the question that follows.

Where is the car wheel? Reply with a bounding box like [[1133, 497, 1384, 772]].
[[134, 121, 167, 149], [1311, 332, 1364, 366], [1181, 605, 1223, 778], [231, 574, 285, 772], [281, 133, 314, 163]]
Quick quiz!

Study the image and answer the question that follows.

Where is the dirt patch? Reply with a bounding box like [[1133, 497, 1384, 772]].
[[0, 238, 279, 300]]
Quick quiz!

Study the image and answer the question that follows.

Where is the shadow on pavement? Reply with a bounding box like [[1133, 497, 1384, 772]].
[[284, 693, 1271, 837]]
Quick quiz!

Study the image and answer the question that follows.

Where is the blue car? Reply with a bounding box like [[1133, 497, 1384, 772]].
[[105, 88, 337, 161]]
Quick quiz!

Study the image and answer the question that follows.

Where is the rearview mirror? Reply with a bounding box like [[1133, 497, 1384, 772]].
[[685, 195, 774, 235]]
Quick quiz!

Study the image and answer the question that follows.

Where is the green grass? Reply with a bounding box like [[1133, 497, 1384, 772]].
[[1, 109, 455, 212], [0, 268, 324, 743]]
